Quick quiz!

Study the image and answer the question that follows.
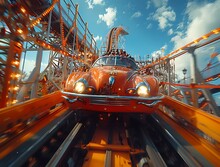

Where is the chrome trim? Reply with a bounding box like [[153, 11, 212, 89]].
[[90, 98, 130, 106], [135, 82, 150, 91], [109, 76, 115, 86], [126, 71, 138, 82], [62, 96, 78, 103], [138, 101, 161, 108], [62, 91, 164, 101]]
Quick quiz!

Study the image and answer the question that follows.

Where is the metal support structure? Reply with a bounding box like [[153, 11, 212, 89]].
[[187, 46, 219, 115], [46, 10, 52, 41], [84, 22, 88, 61], [0, 40, 23, 107], [74, 4, 79, 53], [167, 58, 171, 96], [31, 47, 43, 99], [62, 55, 68, 88]]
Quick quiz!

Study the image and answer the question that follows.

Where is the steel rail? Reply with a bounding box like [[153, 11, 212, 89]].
[[161, 96, 220, 143], [151, 113, 203, 167], [104, 150, 112, 167], [145, 28, 220, 68], [156, 96, 220, 166], [46, 122, 82, 167], [139, 127, 167, 167], [62, 91, 164, 101], [0, 107, 72, 167]]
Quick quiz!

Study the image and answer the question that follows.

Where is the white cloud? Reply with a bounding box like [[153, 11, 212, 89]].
[[151, 45, 167, 59], [162, 44, 167, 50], [93, 0, 104, 5], [177, 22, 184, 30], [151, 0, 168, 8], [131, 11, 142, 18], [146, 23, 152, 29], [146, 1, 151, 9], [170, 0, 220, 78], [171, 0, 220, 49], [147, 0, 175, 30], [98, 7, 117, 27], [19, 58, 48, 78], [85, 0, 104, 9], [168, 28, 173, 35], [153, 6, 176, 30], [94, 35, 102, 41], [85, 0, 93, 9]]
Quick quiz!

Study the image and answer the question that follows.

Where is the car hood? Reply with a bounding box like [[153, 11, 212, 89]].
[[88, 66, 138, 95]]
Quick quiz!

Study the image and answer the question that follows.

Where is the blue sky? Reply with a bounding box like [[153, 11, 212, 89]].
[[66, 0, 220, 85], [17, 0, 220, 104], [20, 0, 220, 81], [72, 0, 220, 59]]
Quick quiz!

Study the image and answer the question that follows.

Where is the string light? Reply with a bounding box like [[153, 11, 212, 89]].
[[212, 29, 220, 34], [20, 7, 26, 13], [17, 28, 23, 34], [12, 100, 18, 104], [30, 0, 58, 27], [194, 40, 198, 44], [13, 86, 19, 91], [12, 61, 20, 66], [202, 35, 208, 39]]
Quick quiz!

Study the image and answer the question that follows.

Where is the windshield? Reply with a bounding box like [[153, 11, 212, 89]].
[[93, 56, 139, 70]]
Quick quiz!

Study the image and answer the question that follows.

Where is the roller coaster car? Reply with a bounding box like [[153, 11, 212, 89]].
[[62, 55, 163, 113]]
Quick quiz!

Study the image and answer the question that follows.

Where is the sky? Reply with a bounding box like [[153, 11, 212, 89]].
[[16, 0, 220, 104], [19, 0, 220, 80], [71, 0, 220, 56], [66, 0, 220, 79]]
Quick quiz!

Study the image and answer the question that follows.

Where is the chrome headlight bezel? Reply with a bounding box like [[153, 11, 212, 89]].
[[73, 78, 88, 94], [135, 81, 151, 97]]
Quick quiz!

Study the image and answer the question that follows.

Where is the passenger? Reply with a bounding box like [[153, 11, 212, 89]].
[[116, 49, 119, 55], [119, 49, 123, 56], [122, 51, 126, 57]]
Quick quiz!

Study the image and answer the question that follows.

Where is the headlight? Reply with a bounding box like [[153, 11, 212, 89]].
[[74, 82, 85, 93], [74, 78, 88, 93], [136, 82, 150, 97]]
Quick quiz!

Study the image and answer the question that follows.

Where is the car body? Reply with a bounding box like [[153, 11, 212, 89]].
[[62, 55, 163, 113]]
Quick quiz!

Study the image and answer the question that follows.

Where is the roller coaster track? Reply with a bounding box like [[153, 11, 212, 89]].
[[0, 1, 220, 166], [0, 0, 99, 107], [105, 26, 128, 53], [0, 91, 220, 166]]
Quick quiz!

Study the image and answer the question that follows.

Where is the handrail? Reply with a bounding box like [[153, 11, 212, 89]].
[[159, 95, 220, 143], [0, 91, 65, 133]]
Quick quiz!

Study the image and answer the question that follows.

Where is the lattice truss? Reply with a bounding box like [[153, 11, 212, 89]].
[[0, 0, 98, 107], [140, 28, 220, 115]]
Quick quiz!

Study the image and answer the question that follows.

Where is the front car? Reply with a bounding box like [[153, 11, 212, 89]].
[[62, 55, 163, 114]]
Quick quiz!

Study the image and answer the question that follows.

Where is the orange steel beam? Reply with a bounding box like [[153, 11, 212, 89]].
[[82, 150, 131, 167], [160, 82, 220, 89], [156, 96, 220, 165], [145, 27, 220, 68], [0, 40, 23, 108], [29, 0, 58, 28], [0, 91, 65, 133], [85, 143, 131, 152], [160, 96, 220, 143], [0, 103, 69, 160], [156, 110, 220, 166]]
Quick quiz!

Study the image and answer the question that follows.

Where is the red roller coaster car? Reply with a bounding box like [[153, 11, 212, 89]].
[[62, 54, 163, 113]]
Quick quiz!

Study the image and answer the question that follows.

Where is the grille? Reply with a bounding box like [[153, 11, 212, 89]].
[[90, 97, 130, 106]]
